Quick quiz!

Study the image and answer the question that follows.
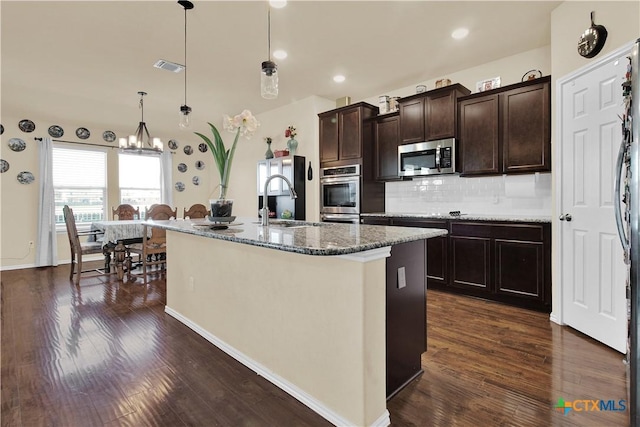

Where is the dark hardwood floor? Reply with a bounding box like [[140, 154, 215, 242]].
[[1, 263, 629, 426]]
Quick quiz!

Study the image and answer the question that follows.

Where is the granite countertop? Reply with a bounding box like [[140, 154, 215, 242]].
[[361, 212, 552, 223], [146, 217, 447, 256]]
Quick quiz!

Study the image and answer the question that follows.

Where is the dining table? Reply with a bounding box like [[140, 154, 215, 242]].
[[91, 220, 147, 280]]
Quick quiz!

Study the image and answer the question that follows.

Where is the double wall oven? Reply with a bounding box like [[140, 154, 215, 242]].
[[320, 164, 361, 223]]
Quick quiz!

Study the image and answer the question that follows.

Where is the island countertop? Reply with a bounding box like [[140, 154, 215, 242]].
[[147, 217, 447, 256]]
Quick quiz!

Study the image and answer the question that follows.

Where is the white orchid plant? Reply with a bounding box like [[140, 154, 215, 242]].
[[195, 110, 259, 199]]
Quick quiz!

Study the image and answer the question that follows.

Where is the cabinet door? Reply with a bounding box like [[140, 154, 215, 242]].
[[426, 90, 456, 140], [399, 97, 425, 144], [339, 107, 362, 160], [502, 81, 551, 173], [391, 218, 449, 287], [450, 222, 492, 293], [319, 113, 339, 163], [374, 115, 401, 181], [495, 239, 544, 299], [459, 95, 500, 175]]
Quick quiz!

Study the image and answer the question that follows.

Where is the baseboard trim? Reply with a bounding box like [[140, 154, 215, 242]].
[[164, 305, 390, 427]]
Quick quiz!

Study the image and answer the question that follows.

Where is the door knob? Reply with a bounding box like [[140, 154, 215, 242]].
[[565, 214, 572, 222], [559, 214, 565, 221]]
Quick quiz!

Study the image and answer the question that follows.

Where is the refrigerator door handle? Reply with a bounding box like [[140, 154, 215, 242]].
[[614, 136, 630, 253]]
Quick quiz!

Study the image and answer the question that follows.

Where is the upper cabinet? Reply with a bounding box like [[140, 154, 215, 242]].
[[459, 76, 551, 176], [319, 102, 378, 167], [373, 113, 401, 181], [398, 84, 471, 144]]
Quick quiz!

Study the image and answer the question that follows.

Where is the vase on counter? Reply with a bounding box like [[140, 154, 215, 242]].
[[265, 140, 274, 159], [287, 138, 298, 156], [209, 199, 233, 220]]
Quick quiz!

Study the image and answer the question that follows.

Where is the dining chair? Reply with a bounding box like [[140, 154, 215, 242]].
[[63, 205, 113, 286], [112, 204, 140, 220], [128, 204, 176, 283], [183, 203, 210, 219]]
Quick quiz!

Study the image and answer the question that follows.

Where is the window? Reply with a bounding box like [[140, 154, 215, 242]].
[[119, 153, 161, 216], [53, 146, 107, 229]]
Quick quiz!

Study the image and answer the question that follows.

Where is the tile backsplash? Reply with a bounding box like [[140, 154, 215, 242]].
[[385, 173, 552, 216]]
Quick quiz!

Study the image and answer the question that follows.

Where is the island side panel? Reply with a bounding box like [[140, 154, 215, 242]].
[[165, 230, 388, 427]]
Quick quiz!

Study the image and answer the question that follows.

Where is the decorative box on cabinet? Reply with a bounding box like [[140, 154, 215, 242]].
[[458, 76, 551, 176], [398, 84, 471, 144], [318, 102, 378, 168], [373, 113, 401, 181]]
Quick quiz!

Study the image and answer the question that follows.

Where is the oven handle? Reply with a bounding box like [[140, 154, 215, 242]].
[[320, 175, 360, 184], [321, 214, 360, 223]]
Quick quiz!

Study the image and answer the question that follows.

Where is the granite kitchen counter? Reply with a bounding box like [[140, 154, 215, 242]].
[[361, 212, 552, 223], [147, 217, 447, 256]]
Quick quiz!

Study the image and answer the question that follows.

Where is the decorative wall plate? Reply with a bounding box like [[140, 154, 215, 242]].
[[76, 127, 90, 139], [17, 171, 35, 184], [8, 138, 26, 152], [198, 143, 208, 153], [192, 176, 200, 185], [0, 124, 4, 135], [18, 119, 35, 133], [168, 139, 179, 150], [183, 145, 193, 155], [48, 125, 64, 138], [102, 130, 116, 142], [195, 160, 205, 170], [177, 163, 187, 173], [0, 159, 9, 173], [175, 182, 185, 192]]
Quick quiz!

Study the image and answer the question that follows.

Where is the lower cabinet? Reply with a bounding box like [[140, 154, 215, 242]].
[[386, 239, 426, 399], [449, 221, 551, 311], [362, 216, 552, 312]]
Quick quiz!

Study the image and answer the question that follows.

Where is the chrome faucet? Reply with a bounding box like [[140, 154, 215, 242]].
[[261, 174, 297, 226]]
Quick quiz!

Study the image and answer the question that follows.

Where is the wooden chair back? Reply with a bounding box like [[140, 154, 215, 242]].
[[146, 204, 177, 221], [63, 205, 82, 256], [112, 204, 140, 220], [183, 203, 210, 219], [63, 205, 109, 285]]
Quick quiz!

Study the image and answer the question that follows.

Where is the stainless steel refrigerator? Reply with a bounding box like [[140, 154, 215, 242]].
[[615, 37, 640, 426]]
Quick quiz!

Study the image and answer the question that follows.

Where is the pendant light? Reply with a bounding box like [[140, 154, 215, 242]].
[[178, 0, 194, 129], [119, 91, 163, 155], [261, 7, 278, 99]]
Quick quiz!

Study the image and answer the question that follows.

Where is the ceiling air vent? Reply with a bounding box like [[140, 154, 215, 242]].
[[153, 59, 185, 73]]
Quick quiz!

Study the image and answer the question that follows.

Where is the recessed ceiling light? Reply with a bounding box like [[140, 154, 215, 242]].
[[273, 50, 287, 60], [451, 28, 469, 40], [333, 75, 346, 83], [269, 0, 287, 8]]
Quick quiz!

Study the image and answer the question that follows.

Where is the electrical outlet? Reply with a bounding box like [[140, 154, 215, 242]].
[[28, 241, 34, 248]]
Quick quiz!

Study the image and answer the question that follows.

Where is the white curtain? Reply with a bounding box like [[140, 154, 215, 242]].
[[35, 137, 58, 266], [160, 149, 173, 205]]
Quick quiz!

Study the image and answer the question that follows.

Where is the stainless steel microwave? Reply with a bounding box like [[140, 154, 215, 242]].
[[398, 138, 457, 177]]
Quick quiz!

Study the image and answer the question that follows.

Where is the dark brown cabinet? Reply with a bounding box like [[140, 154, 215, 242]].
[[373, 113, 401, 181], [458, 76, 551, 176], [449, 221, 551, 311], [399, 84, 471, 144], [319, 102, 378, 167], [391, 218, 449, 288], [385, 239, 426, 398], [362, 215, 552, 312]]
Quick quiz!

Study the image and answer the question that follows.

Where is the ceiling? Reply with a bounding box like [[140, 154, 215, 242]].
[[1, 1, 561, 137]]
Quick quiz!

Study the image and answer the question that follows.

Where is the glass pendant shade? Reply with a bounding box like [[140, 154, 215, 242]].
[[179, 105, 192, 129], [261, 60, 278, 99]]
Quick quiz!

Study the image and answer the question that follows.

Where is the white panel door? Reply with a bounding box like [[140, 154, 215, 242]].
[[559, 54, 628, 353]]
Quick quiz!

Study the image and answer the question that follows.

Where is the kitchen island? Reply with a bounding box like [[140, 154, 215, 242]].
[[149, 218, 446, 427]]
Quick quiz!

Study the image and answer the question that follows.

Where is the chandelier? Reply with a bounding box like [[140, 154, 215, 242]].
[[119, 91, 163, 154]]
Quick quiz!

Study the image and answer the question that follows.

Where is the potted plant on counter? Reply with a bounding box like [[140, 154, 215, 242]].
[[195, 110, 259, 219]]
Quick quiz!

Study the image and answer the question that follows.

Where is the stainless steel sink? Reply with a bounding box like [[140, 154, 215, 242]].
[[253, 220, 324, 228]]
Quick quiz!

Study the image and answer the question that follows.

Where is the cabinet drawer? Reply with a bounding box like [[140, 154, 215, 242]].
[[491, 224, 544, 242], [450, 222, 492, 238]]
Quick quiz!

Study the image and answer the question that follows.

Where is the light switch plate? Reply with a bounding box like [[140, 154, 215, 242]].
[[397, 267, 406, 289]]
